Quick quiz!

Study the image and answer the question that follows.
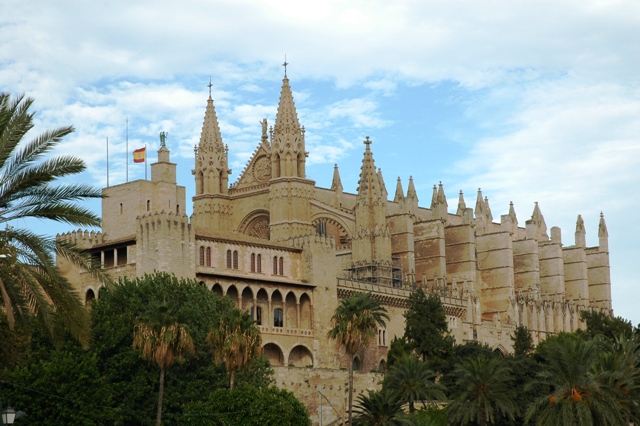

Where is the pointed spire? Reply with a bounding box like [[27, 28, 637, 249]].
[[273, 72, 301, 136], [508, 201, 518, 226], [271, 69, 305, 178], [394, 177, 405, 203], [198, 91, 224, 153], [598, 212, 609, 251], [575, 214, 586, 248], [437, 181, 448, 207], [195, 84, 228, 195], [356, 137, 381, 199], [407, 176, 418, 202], [531, 202, 548, 240], [484, 196, 493, 222], [474, 188, 484, 217], [430, 184, 438, 209], [331, 164, 343, 192], [456, 190, 466, 216]]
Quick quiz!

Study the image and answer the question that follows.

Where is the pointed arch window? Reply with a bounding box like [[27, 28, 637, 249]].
[[251, 253, 256, 272], [257, 254, 262, 273], [273, 256, 278, 275], [279, 257, 284, 276], [146, 200, 150, 211], [274, 308, 283, 328], [199, 246, 205, 265], [205, 247, 211, 267], [226, 250, 232, 268], [233, 250, 238, 269]]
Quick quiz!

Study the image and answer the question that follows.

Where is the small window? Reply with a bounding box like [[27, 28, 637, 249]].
[[257, 254, 262, 273], [233, 250, 238, 269], [273, 256, 278, 275], [226, 250, 232, 268], [146, 200, 150, 211], [274, 308, 283, 327], [119, 203, 123, 215], [176, 204, 180, 214], [205, 247, 211, 267], [256, 306, 262, 325], [251, 253, 256, 272], [279, 257, 284, 276], [199, 247, 205, 265]]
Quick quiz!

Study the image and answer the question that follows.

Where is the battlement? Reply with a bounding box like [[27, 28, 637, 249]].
[[56, 229, 105, 248], [288, 234, 335, 250]]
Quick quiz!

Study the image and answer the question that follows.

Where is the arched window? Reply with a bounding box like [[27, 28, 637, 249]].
[[279, 257, 284, 276], [205, 247, 211, 266], [251, 253, 256, 272], [233, 250, 238, 269], [273, 256, 278, 275], [257, 254, 262, 273], [255, 306, 262, 325], [146, 200, 150, 211], [176, 204, 180, 214], [226, 250, 232, 268], [119, 203, 123, 215], [274, 308, 283, 327], [199, 246, 205, 265]]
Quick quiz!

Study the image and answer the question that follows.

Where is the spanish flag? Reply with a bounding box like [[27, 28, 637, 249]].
[[133, 147, 146, 163]]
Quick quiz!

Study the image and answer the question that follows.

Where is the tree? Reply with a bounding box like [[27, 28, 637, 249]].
[[386, 336, 411, 368], [133, 302, 195, 426], [383, 354, 445, 414], [448, 355, 517, 426], [183, 383, 310, 426], [328, 292, 389, 426], [352, 389, 412, 426], [0, 92, 107, 347], [207, 308, 262, 389], [525, 334, 625, 426], [403, 288, 453, 370], [579, 310, 633, 341], [510, 325, 534, 357]]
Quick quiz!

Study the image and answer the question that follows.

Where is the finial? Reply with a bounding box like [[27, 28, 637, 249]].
[[208, 77, 212, 97], [600, 211, 604, 218], [364, 136, 372, 146], [282, 55, 289, 76]]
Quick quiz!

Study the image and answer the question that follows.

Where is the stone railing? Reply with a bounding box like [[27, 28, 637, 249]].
[[258, 326, 313, 337]]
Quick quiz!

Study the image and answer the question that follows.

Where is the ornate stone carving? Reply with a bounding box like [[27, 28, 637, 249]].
[[253, 156, 271, 182], [249, 217, 270, 240]]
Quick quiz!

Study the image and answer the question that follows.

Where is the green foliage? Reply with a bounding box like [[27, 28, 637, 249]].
[[1, 272, 274, 425], [578, 310, 633, 341], [447, 355, 517, 426], [351, 389, 412, 426], [510, 325, 534, 357], [439, 341, 498, 396], [183, 383, 310, 426], [409, 406, 449, 426], [0, 92, 109, 347], [403, 288, 453, 371], [386, 336, 411, 368], [383, 354, 445, 414]]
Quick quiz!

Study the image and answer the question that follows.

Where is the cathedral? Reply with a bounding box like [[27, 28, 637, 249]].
[[57, 70, 613, 424]]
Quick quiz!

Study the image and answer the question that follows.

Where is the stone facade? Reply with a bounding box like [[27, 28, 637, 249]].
[[57, 72, 613, 425]]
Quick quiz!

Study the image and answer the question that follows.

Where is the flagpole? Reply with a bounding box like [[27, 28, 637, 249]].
[[126, 118, 129, 183], [106, 137, 110, 187], [145, 143, 147, 180]]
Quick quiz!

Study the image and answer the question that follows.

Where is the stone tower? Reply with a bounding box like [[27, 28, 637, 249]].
[[191, 87, 231, 232], [268, 71, 315, 241]]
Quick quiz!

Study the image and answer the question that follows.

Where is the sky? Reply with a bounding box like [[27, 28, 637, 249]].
[[2, 0, 640, 324]]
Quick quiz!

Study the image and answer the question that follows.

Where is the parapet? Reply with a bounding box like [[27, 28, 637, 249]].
[[56, 229, 105, 249]]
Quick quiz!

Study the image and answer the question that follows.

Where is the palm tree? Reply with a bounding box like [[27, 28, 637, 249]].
[[0, 92, 107, 347], [525, 334, 625, 426], [133, 303, 195, 426], [207, 308, 262, 389], [448, 355, 517, 426], [352, 389, 412, 426], [327, 292, 389, 426], [383, 354, 446, 414]]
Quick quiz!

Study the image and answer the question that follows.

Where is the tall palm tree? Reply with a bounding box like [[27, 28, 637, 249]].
[[525, 334, 625, 426], [0, 92, 107, 347], [383, 354, 446, 414], [448, 355, 517, 426], [352, 389, 412, 426], [133, 303, 195, 426], [207, 308, 262, 389], [327, 292, 389, 426]]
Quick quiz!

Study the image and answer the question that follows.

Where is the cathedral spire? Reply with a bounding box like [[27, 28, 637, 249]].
[[474, 188, 484, 217], [437, 181, 447, 207], [575, 214, 586, 247], [456, 190, 466, 216], [484, 196, 493, 222], [194, 85, 228, 195], [598, 212, 609, 251], [356, 137, 382, 200], [394, 177, 405, 203], [271, 70, 306, 178], [508, 201, 518, 226], [407, 176, 418, 202], [331, 164, 343, 192]]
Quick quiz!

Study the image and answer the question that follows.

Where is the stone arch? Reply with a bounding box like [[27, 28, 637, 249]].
[[494, 345, 508, 356], [378, 359, 387, 373], [238, 210, 270, 240], [241, 286, 254, 312], [271, 290, 283, 328], [352, 356, 361, 371], [311, 215, 352, 246], [256, 288, 268, 326], [263, 342, 285, 366], [288, 344, 313, 367], [85, 288, 96, 307], [300, 292, 312, 330], [285, 291, 297, 329], [226, 285, 239, 308], [211, 283, 223, 297]]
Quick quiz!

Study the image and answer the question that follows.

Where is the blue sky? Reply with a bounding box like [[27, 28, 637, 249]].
[[2, 0, 640, 324]]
